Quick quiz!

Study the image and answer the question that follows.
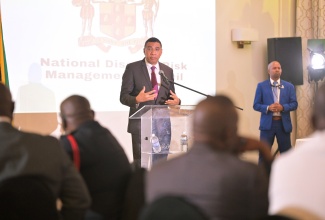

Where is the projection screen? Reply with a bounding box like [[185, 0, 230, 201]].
[[1, 0, 216, 111], [1, 0, 216, 159]]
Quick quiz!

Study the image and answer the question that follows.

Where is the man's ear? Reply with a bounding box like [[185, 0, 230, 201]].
[[11, 101, 15, 114], [60, 114, 67, 130], [10, 101, 15, 120], [91, 110, 95, 119]]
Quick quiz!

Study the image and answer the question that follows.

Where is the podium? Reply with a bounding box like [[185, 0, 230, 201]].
[[130, 105, 195, 169]]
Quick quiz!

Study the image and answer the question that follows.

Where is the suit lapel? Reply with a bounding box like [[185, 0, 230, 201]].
[[140, 59, 152, 90], [279, 82, 286, 104], [266, 81, 274, 101]]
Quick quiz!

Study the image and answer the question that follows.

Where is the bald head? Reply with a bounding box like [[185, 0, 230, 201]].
[[312, 84, 325, 130], [268, 61, 282, 81], [193, 95, 238, 151], [0, 82, 14, 120], [60, 95, 94, 133]]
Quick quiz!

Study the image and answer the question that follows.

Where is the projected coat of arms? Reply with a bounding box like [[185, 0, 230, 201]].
[[72, 0, 159, 53]]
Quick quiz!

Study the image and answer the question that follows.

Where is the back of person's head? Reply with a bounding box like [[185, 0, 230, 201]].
[[193, 95, 239, 152], [0, 82, 14, 120], [60, 95, 94, 133], [312, 84, 325, 131]]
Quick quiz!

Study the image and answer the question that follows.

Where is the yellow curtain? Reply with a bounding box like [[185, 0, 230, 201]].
[[0, 11, 8, 86], [296, 0, 325, 138]]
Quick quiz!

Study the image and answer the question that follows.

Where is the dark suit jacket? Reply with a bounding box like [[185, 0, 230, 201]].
[[120, 59, 176, 134], [145, 143, 269, 220], [60, 121, 132, 220], [0, 122, 91, 220], [253, 79, 298, 133]]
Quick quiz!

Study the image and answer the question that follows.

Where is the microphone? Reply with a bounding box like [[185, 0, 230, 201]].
[[157, 70, 243, 110], [159, 70, 170, 85]]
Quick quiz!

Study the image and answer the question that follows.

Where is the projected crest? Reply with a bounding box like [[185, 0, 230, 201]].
[[100, 3, 136, 40], [72, 0, 160, 53]]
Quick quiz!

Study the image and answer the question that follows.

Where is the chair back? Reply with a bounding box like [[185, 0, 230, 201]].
[[139, 196, 209, 220], [0, 175, 60, 220]]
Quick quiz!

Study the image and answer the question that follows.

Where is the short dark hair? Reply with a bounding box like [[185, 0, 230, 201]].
[[144, 37, 162, 48]]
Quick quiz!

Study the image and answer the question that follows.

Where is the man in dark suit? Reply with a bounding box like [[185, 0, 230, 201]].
[[253, 61, 298, 160], [59, 95, 132, 220], [120, 37, 180, 169], [0, 82, 91, 220], [146, 95, 271, 219]]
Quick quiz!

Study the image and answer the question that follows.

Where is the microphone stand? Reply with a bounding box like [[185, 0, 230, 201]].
[[163, 77, 244, 111]]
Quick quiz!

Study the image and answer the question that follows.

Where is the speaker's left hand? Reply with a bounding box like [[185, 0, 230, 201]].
[[165, 90, 180, 105]]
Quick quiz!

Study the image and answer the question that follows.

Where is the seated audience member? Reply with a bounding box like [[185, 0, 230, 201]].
[[145, 95, 271, 220], [0, 82, 91, 220], [121, 168, 147, 220], [0, 175, 60, 220], [59, 95, 132, 220], [268, 84, 325, 219]]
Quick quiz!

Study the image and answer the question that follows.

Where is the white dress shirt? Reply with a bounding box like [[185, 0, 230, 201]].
[[269, 130, 325, 218], [145, 59, 161, 88], [270, 78, 281, 116]]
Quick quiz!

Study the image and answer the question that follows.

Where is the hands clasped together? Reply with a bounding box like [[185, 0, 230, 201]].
[[269, 102, 283, 112]]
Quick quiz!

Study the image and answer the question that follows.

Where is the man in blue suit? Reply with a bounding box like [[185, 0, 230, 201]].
[[253, 61, 298, 161]]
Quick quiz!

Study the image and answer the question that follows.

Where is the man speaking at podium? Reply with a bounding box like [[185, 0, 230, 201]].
[[120, 37, 181, 169]]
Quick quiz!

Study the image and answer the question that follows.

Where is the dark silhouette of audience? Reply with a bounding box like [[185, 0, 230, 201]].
[[11, 79, 325, 220], [59, 95, 132, 220], [145, 95, 272, 220], [0, 82, 91, 220], [0, 175, 60, 220]]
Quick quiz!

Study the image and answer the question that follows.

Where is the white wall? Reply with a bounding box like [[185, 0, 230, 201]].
[[215, 0, 296, 161]]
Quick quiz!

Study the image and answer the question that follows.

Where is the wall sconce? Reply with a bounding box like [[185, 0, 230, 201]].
[[231, 28, 259, 48]]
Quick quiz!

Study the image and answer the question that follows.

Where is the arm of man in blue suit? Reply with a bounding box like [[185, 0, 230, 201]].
[[280, 82, 298, 112], [253, 82, 270, 114]]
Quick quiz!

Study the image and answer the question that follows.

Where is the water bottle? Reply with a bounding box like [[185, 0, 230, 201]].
[[180, 132, 188, 152], [150, 134, 161, 153]]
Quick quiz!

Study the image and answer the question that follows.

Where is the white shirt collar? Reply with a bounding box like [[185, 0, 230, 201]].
[[270, 78, 281, 85], [145, 59, 160, 71]]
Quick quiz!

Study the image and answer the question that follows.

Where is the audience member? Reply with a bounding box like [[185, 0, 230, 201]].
[[146, 95, 271, 220], [0, 175, 60, 220], [268, 84, 325, 219], [121, 168, 147, 220], [59, 95, 132, 220], [0, 82, 91, 220]]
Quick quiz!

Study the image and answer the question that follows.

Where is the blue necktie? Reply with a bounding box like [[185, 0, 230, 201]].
[[273, 81, 278, 102]]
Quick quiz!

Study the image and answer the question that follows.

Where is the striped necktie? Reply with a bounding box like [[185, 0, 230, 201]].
[[273, 81, 278, 102]]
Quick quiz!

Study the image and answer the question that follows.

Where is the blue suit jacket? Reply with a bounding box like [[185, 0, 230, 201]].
[[253, 79, 298, 133]]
